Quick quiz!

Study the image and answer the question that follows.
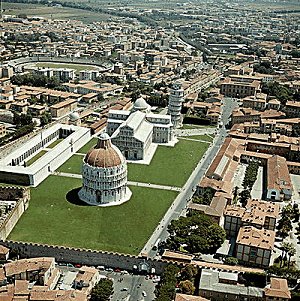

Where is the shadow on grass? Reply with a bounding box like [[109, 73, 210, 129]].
[[66, 187, 89, 206]]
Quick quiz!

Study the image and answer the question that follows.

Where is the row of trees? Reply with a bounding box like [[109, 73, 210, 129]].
[[239, 161, 259, 206], [164, 211, 226, 254], [11, 73, 64, 89], [277, 204, 299, 238], [155, 264, 180, 301]]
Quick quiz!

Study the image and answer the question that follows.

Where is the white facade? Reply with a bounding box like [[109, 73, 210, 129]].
[[106, 97, 174, 160], [78, 133, 131, 206], [168, 82, 184, 128]]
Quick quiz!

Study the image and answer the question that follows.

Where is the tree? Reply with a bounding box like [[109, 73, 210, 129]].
[[180, 264, 198, 281], [165, 211, 226, 254], [90, 278, 113, 301], [155, 264, 180, 301], [179, 280, 195, 294], [224, 257, 239, 266], [239, 189, 251, 206]]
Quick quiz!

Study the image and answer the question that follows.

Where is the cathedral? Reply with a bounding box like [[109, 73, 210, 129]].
[[106, 96, 175, 160]]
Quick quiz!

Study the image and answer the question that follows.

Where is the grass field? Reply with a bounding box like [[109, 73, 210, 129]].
[[127, 140, 208, 187], [78, 138, 97, 154], [26, 150, 48, 166], [58, 139, 208, 187], [35, 63, 99, 73], [181, 135, 214, 142], [47, 139, 64, 149], [57, 154, 83, 174], [3, 2, 114, 23], [9, 175, 177, 254], [181, 124, 215, 130]]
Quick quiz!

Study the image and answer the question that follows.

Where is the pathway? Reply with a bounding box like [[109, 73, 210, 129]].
[[52, 171, 181, 192]]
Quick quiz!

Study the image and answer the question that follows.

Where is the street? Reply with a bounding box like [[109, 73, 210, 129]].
[[141, 98, 238, 258]]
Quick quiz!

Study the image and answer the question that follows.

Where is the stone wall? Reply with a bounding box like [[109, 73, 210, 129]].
[[0, 187, 30, 240], [1, 240, 169, 275]]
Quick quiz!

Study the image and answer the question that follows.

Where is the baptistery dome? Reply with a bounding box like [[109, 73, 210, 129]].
[[84, 133, 122, 168], [78, 132, 131, 206]]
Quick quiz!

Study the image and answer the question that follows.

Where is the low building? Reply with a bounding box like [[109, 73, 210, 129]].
[[50, 98, 78, 118], [224, 199, 279, 237], [188, 195, 228, 224], [266, 155, 293, 201], [284, 100, 300, 118], [0, 244, 9, 261], [264, 278, 291, 301], [220, 77, 261, 98], [199, 269, 264, 301], [236, 226, 275, 267], [175, 294, 209, 301], [73, 266, 100, 294]]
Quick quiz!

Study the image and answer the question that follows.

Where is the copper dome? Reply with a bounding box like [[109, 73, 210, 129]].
[[84, 133, 123, 168]]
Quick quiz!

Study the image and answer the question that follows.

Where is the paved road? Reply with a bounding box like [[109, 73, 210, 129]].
[[141, 98, 239, 258]]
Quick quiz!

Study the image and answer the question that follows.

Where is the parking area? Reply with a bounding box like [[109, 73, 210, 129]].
[[55, 264, 156, 301]]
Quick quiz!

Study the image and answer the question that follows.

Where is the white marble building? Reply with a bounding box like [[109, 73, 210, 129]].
[[168, 82, 184, 128], [78, 133, 131, 206], [106, 97, 175, 161]]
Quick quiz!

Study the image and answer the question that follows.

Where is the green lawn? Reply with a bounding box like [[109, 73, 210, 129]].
[[3, 2, 114, 23], [181, 124, 215, 130], [58, 140, 208, 187], [180, 135, 214, 142], [26, 150, 48, 166], [78, 138, 97, 154], [9, 175, 177, 254], [57, 154, 83, 174], [47, 139, 64, 149], [128, 140, 208, 187], [35, 63, 99, 73]]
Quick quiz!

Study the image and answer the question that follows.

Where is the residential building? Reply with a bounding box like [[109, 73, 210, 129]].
[[224, 199, 279, 237], [236, 226, 275, 267], [199, 269, 264, 301], [220, 77, 261, 98], [266, 155, 293, 201]]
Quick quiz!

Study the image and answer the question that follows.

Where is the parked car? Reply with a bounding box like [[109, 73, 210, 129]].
[[142, 291, 147, 297], [97, 265, 105, 270], [121, 287, 128, 291]]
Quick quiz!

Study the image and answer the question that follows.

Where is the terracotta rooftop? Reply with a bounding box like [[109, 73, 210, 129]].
[[236, 226, 275, 250], [84, 133, 123, 168], [264, 278, 291, 299]]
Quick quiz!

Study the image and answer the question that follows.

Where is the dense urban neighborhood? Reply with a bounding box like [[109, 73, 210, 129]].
[[0, 0, 300, 300]]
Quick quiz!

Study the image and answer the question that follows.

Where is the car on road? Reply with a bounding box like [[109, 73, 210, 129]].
[[106, 268, 113, 272]]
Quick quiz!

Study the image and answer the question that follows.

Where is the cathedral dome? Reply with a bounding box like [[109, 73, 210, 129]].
[[84, 133, 123, 168], [133, 97, 150, 111]]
